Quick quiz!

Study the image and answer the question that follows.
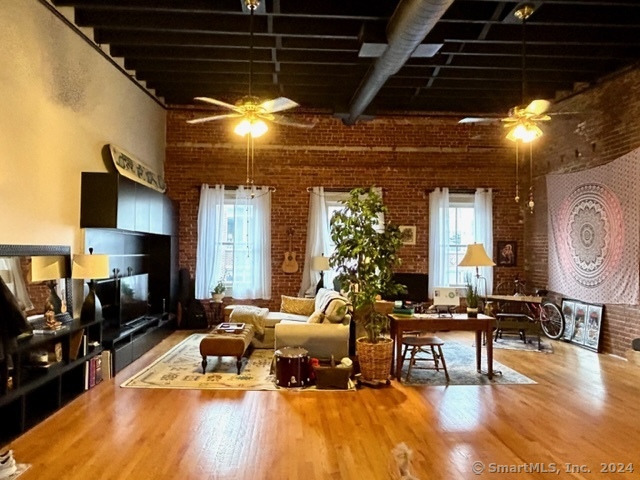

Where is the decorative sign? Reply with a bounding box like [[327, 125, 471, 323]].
[[109, 144, 166, 193], [561, 299, 604, 353]]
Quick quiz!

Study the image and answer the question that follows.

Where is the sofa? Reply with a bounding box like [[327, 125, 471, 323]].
[[224, 288, 352, 359]]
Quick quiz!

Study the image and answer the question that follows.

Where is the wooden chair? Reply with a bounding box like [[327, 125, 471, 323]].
[[400, 335, 450, 382]]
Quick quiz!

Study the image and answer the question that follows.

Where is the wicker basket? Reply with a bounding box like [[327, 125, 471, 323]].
[[313, 356, 352, 390], [356, 337, 393, 381]]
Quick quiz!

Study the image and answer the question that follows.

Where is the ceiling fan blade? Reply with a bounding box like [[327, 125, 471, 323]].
[[258, 97, 300, 114], [531, 114, 552, 121], [458, 117, 498, 124], [194, 97, 243, 113], [525, 99, 551, 115], [186, 113, 243, 124], [268, 114, 316, 128]]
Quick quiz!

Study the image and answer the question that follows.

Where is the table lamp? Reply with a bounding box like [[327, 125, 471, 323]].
[[72, 248, 110, 323], [31, 256, 68, 314], [458, 243, 495, 300], [311, 254, 330, 293]]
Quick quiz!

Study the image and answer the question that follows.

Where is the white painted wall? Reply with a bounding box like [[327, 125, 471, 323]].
[[0, 0, 166, 251]]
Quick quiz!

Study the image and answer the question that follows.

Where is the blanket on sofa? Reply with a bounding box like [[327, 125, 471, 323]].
[[230, 305, 268, 335]]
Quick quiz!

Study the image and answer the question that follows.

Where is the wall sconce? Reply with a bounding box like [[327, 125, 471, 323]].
[[72, 248, 110, 323]]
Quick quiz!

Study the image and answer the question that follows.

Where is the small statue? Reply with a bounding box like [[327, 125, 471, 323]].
[[44, 310, 61, 330]]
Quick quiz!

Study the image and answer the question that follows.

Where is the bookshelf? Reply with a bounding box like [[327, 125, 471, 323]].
[[0, 318, 103, 444]]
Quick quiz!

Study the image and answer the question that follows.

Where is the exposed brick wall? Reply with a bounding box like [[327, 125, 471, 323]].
[[526, 65, 640, 356], [165, 110, 529, 311]]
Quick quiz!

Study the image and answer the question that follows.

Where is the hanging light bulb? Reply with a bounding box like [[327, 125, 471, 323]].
[[234, 118, 268, 138], [506, 122, 543, 143]]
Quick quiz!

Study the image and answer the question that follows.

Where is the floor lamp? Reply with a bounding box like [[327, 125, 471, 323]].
[[31, 255, 68, 314], [458, 243, 496, 309], [311, 255, 330, 294], [72, 249, 110, 323]]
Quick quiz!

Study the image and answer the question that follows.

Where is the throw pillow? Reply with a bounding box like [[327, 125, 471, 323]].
[[307, 310, 324, 324], [280, 295, 316, 316], [323, 297, 350, 323]]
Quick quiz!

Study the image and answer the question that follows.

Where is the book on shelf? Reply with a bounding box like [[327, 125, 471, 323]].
[[100, 350, 112, 380], [84, 356, 104, 390]]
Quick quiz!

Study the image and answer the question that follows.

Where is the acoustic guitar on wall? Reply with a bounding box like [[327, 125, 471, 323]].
[[282, 227, 299, 274]]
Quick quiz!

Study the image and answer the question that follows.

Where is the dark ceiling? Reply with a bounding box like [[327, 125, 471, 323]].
[[52, 0, 640, 119]]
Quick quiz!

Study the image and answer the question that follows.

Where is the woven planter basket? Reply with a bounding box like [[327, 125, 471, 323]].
[[356, 337, 393, 381]]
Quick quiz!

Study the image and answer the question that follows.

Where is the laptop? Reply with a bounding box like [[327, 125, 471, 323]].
[[433, 287, 461, 307]]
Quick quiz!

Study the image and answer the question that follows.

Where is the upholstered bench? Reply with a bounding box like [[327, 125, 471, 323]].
[[199, 324, 255, 374]]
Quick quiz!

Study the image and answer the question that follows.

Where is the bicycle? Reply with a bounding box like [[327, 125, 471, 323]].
[[492, 276, 565, 340]]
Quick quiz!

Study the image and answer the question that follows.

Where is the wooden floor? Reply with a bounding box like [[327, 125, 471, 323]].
[[5, 330, 640, 480]]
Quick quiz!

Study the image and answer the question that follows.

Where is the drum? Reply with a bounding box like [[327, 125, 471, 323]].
[[274, 346, 310, 387]]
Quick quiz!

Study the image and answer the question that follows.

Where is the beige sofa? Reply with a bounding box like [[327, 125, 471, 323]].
[[224, 288, 351, 359]]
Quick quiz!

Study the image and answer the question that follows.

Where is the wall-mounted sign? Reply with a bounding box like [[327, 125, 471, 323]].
[[109, 144, 166, 193]]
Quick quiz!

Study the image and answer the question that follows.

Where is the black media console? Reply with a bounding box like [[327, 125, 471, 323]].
[[103, 313, 175, 374]]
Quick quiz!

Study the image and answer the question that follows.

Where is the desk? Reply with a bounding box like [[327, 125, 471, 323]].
[[389, 314, 495, 380]]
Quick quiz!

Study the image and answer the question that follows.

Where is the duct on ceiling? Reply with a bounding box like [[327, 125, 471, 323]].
[[345, 0, 454, 125]]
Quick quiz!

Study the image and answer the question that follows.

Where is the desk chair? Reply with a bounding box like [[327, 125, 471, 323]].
[[400, 335, 450, 382]]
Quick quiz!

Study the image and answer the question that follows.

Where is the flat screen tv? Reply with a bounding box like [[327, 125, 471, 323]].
[[383, 273, 429, 304], [118, 273, 149, 327]]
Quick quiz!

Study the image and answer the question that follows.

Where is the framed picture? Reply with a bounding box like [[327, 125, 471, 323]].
[[496, 241, 517, 267], [399, 226, 416, 245], [585, 304, 604, 352], [571, 301, 589, 347], [561, 299, 576, 342]]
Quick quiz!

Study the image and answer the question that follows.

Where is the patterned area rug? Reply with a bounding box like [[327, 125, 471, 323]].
[[121, 333, 355, 391], [121, 334, 278, 390], [401, 341, 536, 386], [491, 336, 554, 353]]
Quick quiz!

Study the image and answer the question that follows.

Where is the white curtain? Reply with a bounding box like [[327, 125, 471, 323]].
[[195, 184, 226, 299], [428, 188, 450, 298], [232, 186, 271, 299], [300, 187, 332, 296], [474, 188, 494, 295], [0, 257, 34, 311]]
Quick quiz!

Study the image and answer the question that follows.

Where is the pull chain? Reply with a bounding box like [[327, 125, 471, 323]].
[[528, 142, 535, 213], [515, 142, 520, 203]]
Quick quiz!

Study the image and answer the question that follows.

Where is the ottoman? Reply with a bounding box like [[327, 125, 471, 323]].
[[199, 325, 255, 374]]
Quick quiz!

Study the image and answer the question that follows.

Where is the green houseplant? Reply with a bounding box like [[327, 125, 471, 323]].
[[211, 279, 226, 303], [329, 188, 405, 381], [465, 273, 479, 317]]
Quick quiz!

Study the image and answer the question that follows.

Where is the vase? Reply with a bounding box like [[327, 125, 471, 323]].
[[356, 337, 393, 381], [466, 307, 478, 318], [211, 293, 225, 303]]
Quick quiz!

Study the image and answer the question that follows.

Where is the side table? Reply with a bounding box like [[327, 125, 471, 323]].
[[207, 300, 224, 328]]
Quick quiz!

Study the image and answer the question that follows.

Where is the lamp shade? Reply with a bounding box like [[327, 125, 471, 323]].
[[458, 244, 496, 267], [311, 255, 330, 271], [506, 122, 543, 143], [31, 256, 67, 282], [72, 254, 110, 280]]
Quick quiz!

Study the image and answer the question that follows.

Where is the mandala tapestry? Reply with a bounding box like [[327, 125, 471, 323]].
[[547, 147, 640, 304]]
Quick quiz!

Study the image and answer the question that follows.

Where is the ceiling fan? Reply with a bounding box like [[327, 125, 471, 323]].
[[187, 0, 315, 136], [458, 3, 553, 142]]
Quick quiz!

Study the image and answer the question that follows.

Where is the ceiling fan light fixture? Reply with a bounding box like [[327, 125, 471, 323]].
[[507, 122, 542, 143], [234, 118, 268, 138]]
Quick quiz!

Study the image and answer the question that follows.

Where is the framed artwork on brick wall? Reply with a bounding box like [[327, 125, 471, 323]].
[[496, 241, 517, 266], [399, 226, 416, 245]]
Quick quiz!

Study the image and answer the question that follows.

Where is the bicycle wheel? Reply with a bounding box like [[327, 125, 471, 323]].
[[494, 280, 527, 296], [540, 301, 565, 339]]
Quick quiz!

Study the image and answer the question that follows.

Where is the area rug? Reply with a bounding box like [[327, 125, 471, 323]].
[[491, 336, 554, 353], [401, 341, 536, 386], [121, 334, 355, 391]]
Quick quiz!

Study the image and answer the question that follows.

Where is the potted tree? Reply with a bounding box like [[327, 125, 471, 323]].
[[330, 187, 405, 382], [211, 279, 226, 303]]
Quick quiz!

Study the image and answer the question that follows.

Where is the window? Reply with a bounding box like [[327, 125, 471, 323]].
[[324, 192, 349, 260], [196, 185, 271, 300], [447, 194, 475, 285]]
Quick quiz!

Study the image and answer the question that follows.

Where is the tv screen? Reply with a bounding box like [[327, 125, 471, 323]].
[[383, 273, 429, 304], [119, 274, 149, 327]]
